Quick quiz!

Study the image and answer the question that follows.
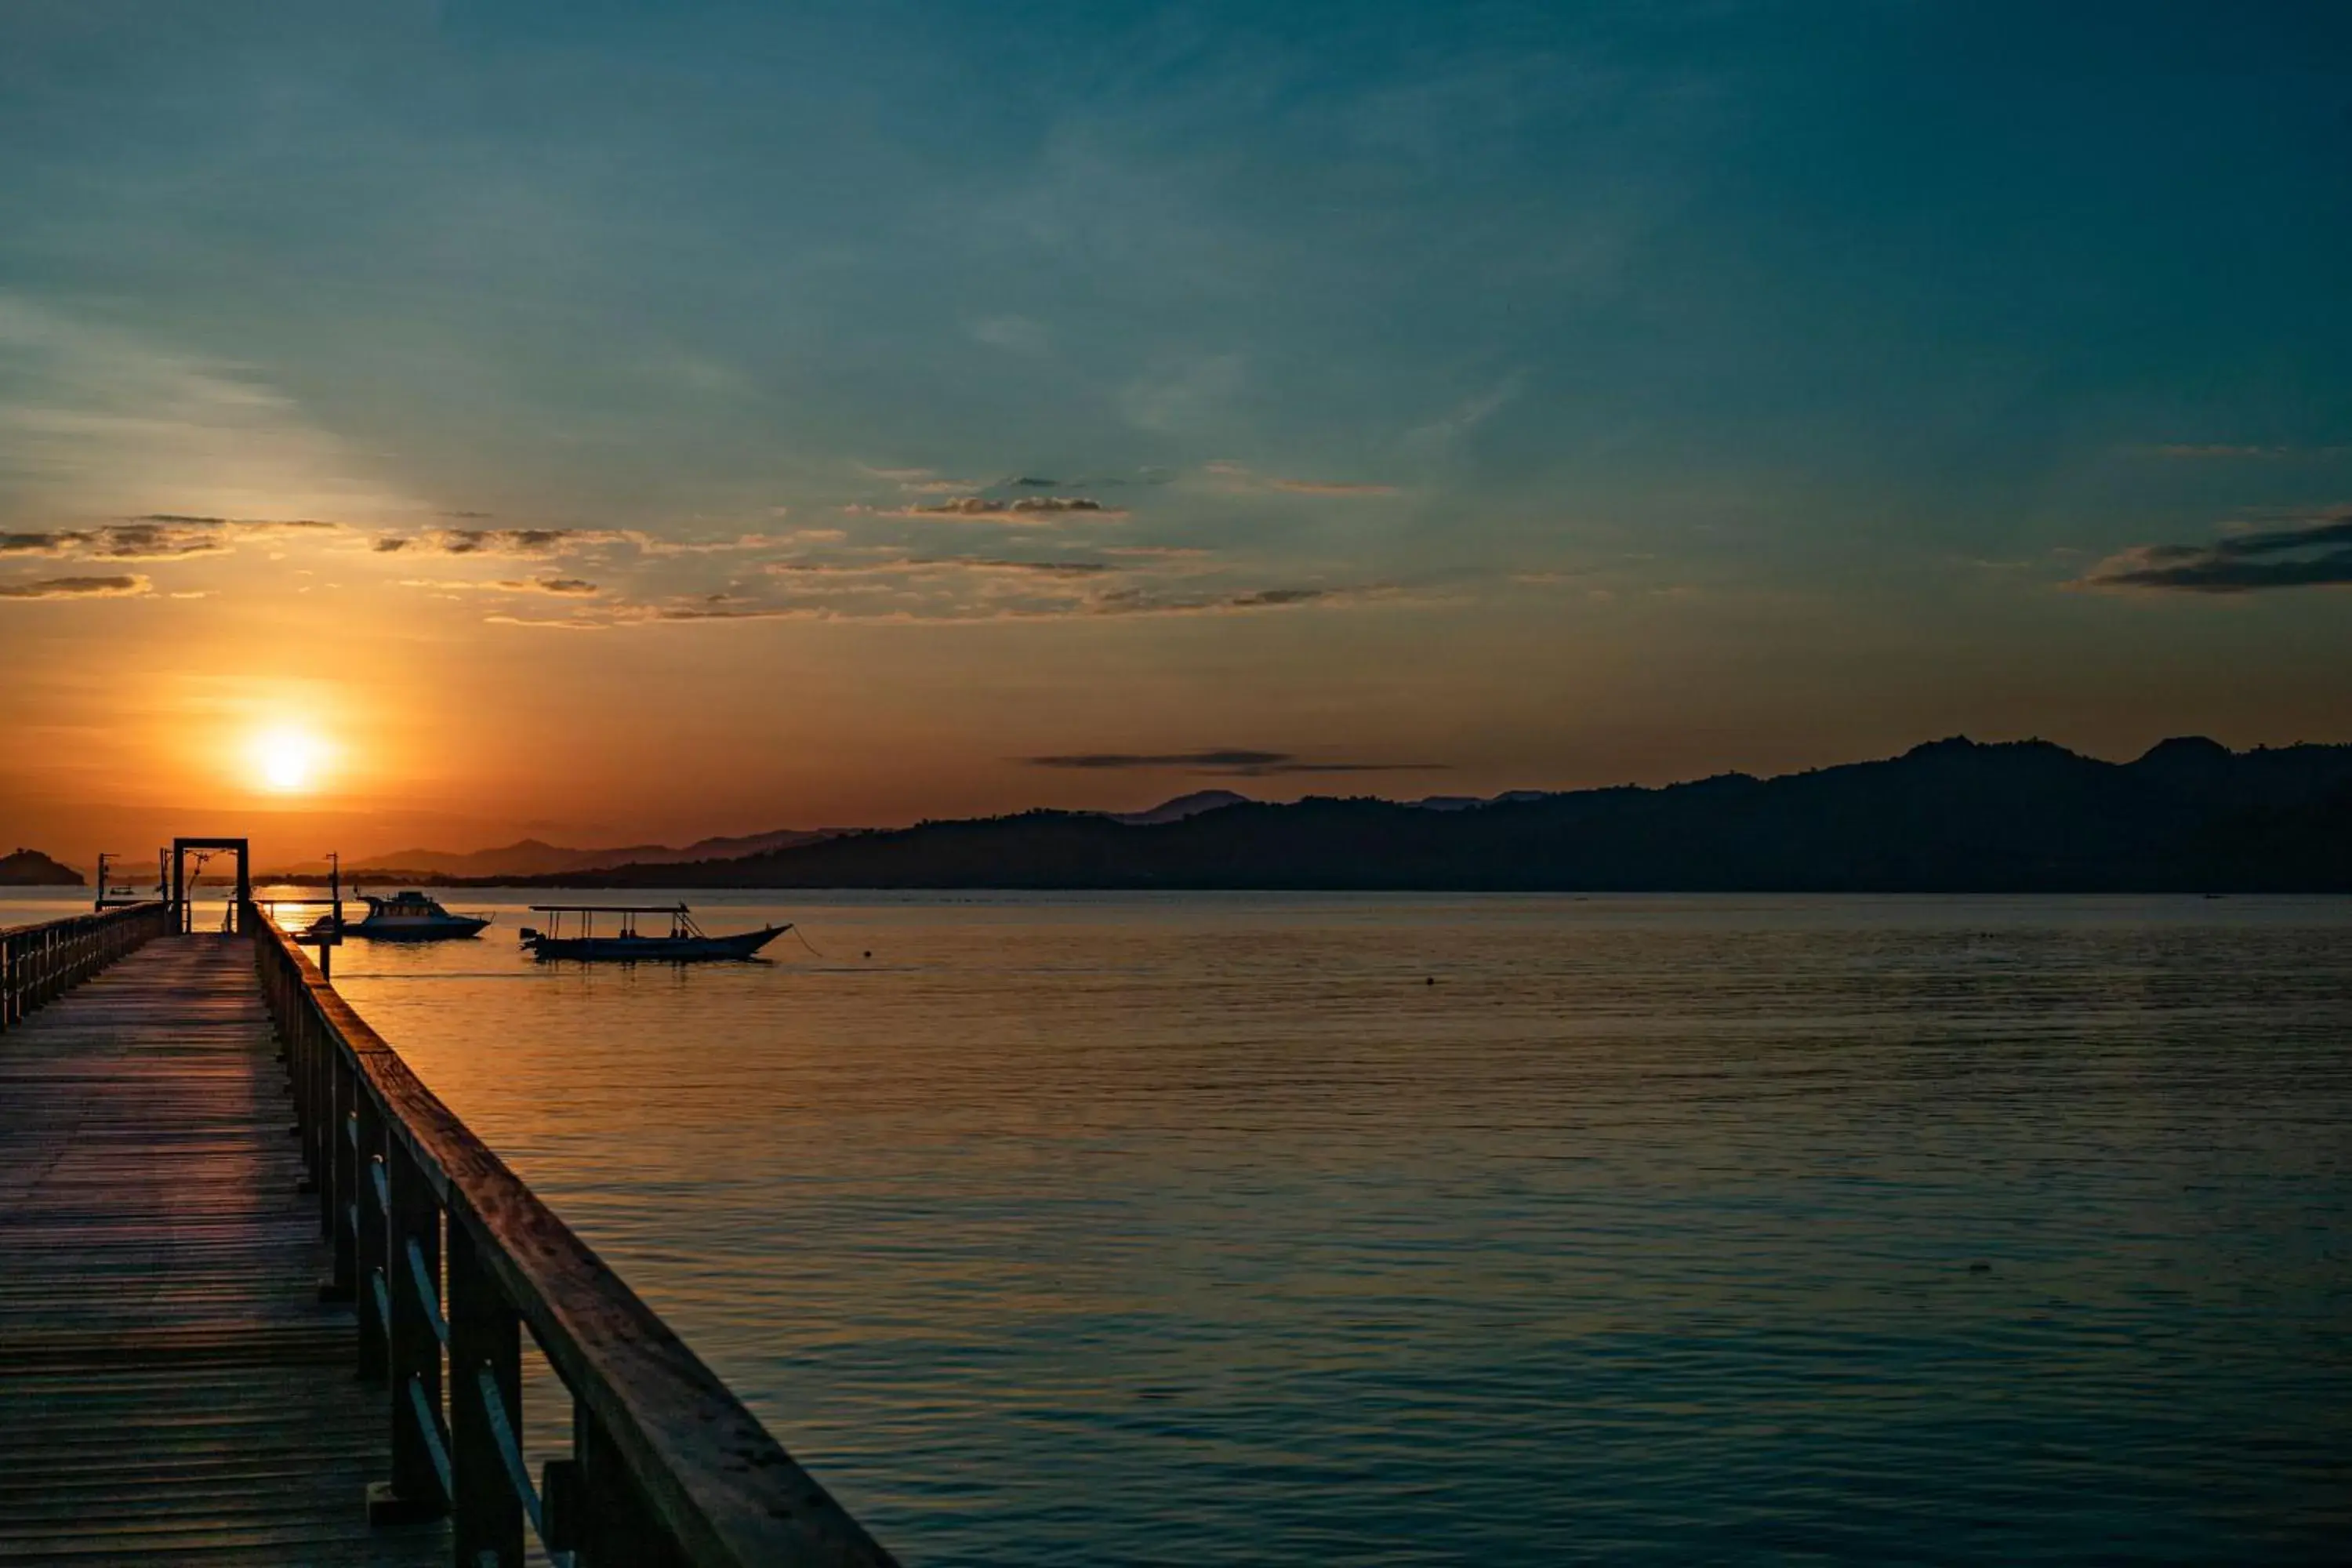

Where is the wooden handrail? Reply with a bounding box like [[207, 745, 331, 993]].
[[0, 902, 170, 1030], [249, 903, 900, 1568]]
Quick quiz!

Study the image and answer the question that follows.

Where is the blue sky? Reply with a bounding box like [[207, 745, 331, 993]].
[[2, 1, 2349, 851]]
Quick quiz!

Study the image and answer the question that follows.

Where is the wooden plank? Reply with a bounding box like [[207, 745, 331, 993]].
[[0, 936, 452, 1565]]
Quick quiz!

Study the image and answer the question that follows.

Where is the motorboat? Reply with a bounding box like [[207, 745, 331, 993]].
[[340, 890, 492, 941], [518, 902, 787, 962]]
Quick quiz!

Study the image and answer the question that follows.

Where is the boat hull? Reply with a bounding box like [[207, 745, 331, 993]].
[[524, 924, 786, 962], [348, 916, 491, 942]]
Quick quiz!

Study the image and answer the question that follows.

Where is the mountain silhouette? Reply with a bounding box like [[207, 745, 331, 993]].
[[467, 736, 2352, 892], [334, 828, 832, 880], [0, 848, 85, 887], [1109, 789, 1253, 826]]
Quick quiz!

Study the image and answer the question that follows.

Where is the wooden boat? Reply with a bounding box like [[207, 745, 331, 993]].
[[343, 890, 491, 941], [518, 903, 787, 962]]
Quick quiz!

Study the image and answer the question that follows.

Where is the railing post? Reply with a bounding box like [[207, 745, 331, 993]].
[[298, 991, 319, 1197], [314, 1011, 332, 1204], [325, 1048, 358, 1301], [289, 996, 309, 1184], [281, 961, 314, 1184], [448, 1210, 527, 1566], [355, 1087, 390, 1383], [0, 906, 169, 1029], [572, 1403, 694, 1568], [372, 1135, 451, 1525]]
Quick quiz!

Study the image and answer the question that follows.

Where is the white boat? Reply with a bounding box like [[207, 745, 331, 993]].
[[341, 890, 491, 941]]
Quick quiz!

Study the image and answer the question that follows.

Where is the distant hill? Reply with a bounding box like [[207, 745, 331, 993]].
[[0, 848, 84, 887], [336, 827, 830, 880], [1110, 787, 1553, 824], [470, 735, 2352, 892], [1109, 789, 1252, 825]]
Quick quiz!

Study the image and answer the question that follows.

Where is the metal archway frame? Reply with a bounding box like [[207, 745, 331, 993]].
[[170, 837, 251, 934]]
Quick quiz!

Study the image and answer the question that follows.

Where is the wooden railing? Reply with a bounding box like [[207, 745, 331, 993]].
[[0, 902, 170, 1030], [250, 904, 900, 1568]]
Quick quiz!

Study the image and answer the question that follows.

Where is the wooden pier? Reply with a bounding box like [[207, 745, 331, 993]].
[[0, 900, 898, 1567]]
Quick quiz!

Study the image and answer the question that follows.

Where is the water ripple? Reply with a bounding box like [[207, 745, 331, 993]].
[[314, 891, 2352, 1565]]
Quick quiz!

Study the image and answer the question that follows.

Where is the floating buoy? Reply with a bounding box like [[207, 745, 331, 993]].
[[1425, 976, 1436, 985]]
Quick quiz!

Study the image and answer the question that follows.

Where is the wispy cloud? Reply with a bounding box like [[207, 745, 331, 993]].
[[1120, 354, 1245, 434], [871, 495, 1125, 524], [1206, 462, 1399, 497], [1088, 584, 1406, 616], [1, 516, 346, 559], [406, 575, 601, 596], [383, 524, 791, 558], [764, 557, 1112, 579], [2127, 443, 2347, 460], [379, 524, 795, 557], [136, 514, 342, 533], [476, 569, 1411, 630], [0, 573, 151, 600], [1023, 748, 1443, 776], [615, 531, 801, 557], [1271, 479, 1399, 496], [1404, 376, 1523, 455], [0, 296, 416, 524], [374, 528, 574, 556], [83, 521, 231, 558], [484, 614, 611, 632], [2074, 509, 2352, 593]]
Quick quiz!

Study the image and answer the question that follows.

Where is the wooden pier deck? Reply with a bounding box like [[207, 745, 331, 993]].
[[0, 935, 447, 1565], [1, 901, 895, 1568]]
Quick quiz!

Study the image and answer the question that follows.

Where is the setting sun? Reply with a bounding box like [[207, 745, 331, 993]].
[[249, 728, 329, 793]]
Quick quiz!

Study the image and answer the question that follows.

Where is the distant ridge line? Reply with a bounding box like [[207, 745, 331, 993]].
[[263, 735, 2352, 893]]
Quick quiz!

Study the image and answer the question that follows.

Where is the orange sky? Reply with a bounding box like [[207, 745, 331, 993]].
[[6, 514, 2347, 872], [7, 5, 2350, 873]]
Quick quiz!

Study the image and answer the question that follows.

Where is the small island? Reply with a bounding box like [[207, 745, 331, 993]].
[[0, 848, 85, 887]]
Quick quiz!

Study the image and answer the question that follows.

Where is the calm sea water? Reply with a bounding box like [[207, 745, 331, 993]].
[[16, 889, 2352, 1563]]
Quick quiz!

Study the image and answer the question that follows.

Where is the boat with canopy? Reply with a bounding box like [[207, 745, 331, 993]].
[[518, 902, 788, 962]]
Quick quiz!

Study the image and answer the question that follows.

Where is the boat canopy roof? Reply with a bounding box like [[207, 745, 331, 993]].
[[528, 902, 694, 914]]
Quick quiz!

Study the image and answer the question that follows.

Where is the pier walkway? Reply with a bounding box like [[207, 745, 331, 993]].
[[0, 935, 444, 1565], [0, 902, 896, 1568]]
